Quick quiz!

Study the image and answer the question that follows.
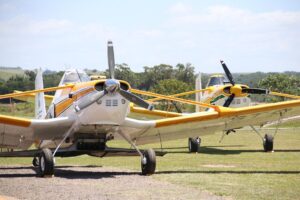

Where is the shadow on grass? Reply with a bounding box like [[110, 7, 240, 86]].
[[0, 165, 138, 179], [54, 168, 138, 179], [163, 146, 300, 155], [156, 170, 300, 175]]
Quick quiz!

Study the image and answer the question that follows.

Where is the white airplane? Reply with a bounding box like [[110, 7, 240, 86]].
[[1, 41, 300, 177]]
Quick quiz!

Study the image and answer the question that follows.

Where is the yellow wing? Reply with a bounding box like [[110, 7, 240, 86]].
[[12, 90, 53, 106], [121, 99, 300, 145]]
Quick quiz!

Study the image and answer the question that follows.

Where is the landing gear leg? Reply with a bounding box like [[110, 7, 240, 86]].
[[38, 148, 54, 177], [117, 129, 156, 175], [250, 126, 274, 152], [188, 137, 201, 153]]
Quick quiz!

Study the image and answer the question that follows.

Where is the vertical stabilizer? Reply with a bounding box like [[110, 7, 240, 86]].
[[195, 73, 202, 112], [35, 68, 46, 119]]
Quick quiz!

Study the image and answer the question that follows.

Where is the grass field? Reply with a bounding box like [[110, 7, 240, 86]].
[[0, 67, 24, 81], [1, 128, 300, 200]]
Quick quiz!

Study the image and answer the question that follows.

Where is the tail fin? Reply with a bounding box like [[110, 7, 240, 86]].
[[35, 68, 46, 119], [195, 73, 202, 112]]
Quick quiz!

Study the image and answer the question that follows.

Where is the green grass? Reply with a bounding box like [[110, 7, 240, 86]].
[[0, 68, 24, 81], [0, 103, 34, 118], [1, 129, 300, 200]]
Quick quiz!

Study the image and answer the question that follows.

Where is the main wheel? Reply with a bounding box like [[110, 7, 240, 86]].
[[39, 148, 54, 177], [32, 157, 39, 167], [141, 149, 156, 175], [188, 137, 201, 153], [263, 134, 274, 152]]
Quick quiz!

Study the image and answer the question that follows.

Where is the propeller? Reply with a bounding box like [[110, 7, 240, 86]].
[[223, 94, 235, 107], [107, 40, 115, 79], [242, 88, 269, 94], [220, 60, 269, 107], [75, 41, 153, 112], [220, 60, 235, 86]]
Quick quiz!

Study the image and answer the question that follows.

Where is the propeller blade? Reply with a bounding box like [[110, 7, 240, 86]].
[[119, 89, 154, 110], [75, 91, 106, 112], [242, 88, 269, 94], [223, 94, 235, 107], [107, 40, 115, 79], [220, 60, 235, 86]]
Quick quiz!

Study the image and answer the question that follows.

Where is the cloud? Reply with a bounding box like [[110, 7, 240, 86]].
[[0, 16, 73, 36], [169, 5, 300, 31], [168, 2, 192, 14], [0, 2, 17, 12]]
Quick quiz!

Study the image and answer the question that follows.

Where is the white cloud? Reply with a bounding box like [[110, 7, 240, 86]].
[[136, 29, 164, 38], [0, 16, 73, 36], [0, 2, 16, 12], [168, 2, 192, 14]]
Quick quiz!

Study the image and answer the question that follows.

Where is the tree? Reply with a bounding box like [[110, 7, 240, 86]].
[[141, 64, 174, 90], [150, 79, 193, 112], [258, 74, 300, 102], [175, 63, 195, 86]]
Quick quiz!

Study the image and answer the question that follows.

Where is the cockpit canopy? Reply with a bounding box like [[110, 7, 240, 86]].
[[206, 75, 230, 87], [59, 69, 91, 85]]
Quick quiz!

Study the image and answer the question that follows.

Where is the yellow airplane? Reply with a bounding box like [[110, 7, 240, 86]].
[[0, 41, 300, 178], [134, 61, 300, 153]]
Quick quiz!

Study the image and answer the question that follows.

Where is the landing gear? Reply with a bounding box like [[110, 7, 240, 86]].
[[250, 126, 275, 152], [263, 134, 274, 152], [188, 137, 201, 153], [141, 149, 156, 175], [38, 148, 54, 177]]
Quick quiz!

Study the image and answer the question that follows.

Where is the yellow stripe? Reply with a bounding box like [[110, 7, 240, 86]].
[[130, 106, 181, 117], [218, 99, 300, 117], [131, 89, 218, 110], [0, 84, 74, 99], [55, 87, 95, 116], [155, 112, 219, 127], [270, 91, 300, 99], [0, 114, 31, 127], [148, 88, 211, 102], [14, 90, 54, 100], [155, 99, 300, 128]]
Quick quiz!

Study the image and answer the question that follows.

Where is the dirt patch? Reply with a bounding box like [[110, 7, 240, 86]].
[[0, 165, 229, 200]]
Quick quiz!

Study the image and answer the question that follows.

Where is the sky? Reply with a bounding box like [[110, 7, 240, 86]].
[[0, 0, 300, 73]]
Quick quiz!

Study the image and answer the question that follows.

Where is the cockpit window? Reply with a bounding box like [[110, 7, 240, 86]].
[[59, 69, 91, 85], [207, 76, 229, 87]]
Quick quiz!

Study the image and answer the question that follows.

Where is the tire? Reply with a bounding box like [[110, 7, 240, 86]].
[[188, 137, 201, 153], [263, 134, 274, 152], [141, 149, 156, 175], [32, 157, 39, 167], [39, 148, 54, 177]]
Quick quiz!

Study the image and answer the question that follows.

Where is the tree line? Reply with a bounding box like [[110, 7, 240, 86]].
[[0, 63, 300, 105]]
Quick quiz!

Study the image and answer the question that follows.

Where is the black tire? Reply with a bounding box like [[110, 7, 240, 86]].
[[188, 137, 201, 153], [32, 157, 39, 167], [141, 149, 156, 175], [38, 148, 54, 177], [263, 134, 274, 152]]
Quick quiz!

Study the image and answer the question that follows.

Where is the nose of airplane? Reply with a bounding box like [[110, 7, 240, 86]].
[[104, 79, 120, 94]]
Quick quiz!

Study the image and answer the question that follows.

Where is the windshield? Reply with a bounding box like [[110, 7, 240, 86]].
[[207, 76, 229, 87], [59, 69, 91, 85]]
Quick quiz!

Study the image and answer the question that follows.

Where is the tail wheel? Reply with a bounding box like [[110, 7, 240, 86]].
[[188, 137, 201, 153], [263, 134, 274, 152], [39, 148, 54, 177], [141, 149, 156, 175]]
